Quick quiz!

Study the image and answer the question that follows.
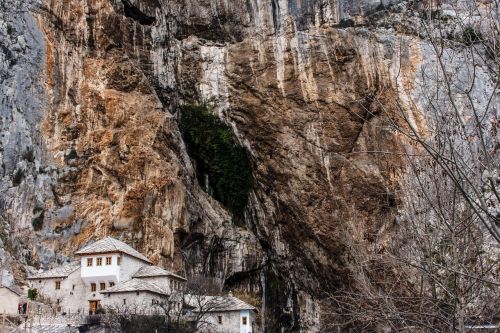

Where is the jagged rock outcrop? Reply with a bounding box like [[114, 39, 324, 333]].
[[1, 0, 497, 332]]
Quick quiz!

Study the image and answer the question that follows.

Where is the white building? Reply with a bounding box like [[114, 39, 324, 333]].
[[186, 294, 257, 333], [0, 284, 22, 314], [27, 237, 186, 315]]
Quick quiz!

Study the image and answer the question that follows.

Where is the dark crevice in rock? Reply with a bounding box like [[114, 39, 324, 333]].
[[270, 0, 279, 34], [224, 265, 264, 287], [121, 0, 156, 25]]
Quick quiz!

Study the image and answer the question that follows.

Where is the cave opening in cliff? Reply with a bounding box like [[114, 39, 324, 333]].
[[178, 105, 253, 224], [121, 0, 156, 25]]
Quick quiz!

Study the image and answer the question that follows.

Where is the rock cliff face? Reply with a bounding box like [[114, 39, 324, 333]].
[[0, 0, 496, 331]]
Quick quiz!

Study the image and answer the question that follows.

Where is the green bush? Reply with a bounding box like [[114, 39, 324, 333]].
[[462, 25, 482, 46], [179, 105, 253, 222], [28, 288, 38, 300]]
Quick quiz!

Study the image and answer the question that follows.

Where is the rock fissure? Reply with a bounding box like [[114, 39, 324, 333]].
[[121, 0, 156, 25]]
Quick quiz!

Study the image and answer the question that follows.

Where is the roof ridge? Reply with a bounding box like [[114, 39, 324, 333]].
[[75, 237, 151, 264], [102, 278, 168, 296], [28, 262, 80, 280], [132, 265, 187, 280]]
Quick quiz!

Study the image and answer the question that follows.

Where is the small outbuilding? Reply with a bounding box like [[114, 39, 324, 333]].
[[186, 293, 257, 333], [0, 284, 22, 315]]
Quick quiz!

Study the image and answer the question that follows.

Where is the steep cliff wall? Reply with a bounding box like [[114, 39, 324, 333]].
[[0, 0, 497, 332]]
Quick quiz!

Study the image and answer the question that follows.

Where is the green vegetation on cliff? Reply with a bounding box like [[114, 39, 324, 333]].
[[179, 105, 253, 222]]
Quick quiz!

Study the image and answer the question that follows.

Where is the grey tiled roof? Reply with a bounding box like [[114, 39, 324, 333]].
[[133, 265, 187, 281], [28, 262, 80, 280], [0, 283, 23, 296], [186, 295, 257, 313], [75, 237, 151, 263], [101, 278, 168, 296]]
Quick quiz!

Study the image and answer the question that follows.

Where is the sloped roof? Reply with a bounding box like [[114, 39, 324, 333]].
[[0, 284, 23, 296], [75, 237, 151, 263], [185, 295, 257, 313], [133, 265, 187, 281], [27, 262, 80, 280], [101, 278, 168, 296]]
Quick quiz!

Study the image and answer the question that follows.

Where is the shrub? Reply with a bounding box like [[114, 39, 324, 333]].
[[179, 105, 253, 222], [462, 25, 482, 46], [28, 288, 38, 300]]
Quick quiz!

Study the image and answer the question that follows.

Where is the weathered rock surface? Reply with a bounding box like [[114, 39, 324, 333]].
[[0, 0, 497, 332]]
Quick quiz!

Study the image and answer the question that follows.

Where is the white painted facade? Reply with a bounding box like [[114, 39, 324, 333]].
[[28, 238, 185, 315], [199, 310, 255, 333], [25, 237, 257, 333], [101, 290, 168, 312], [0, 287, 20, 314], [80, 253, 121, 284], [29, 268, 88, 314]]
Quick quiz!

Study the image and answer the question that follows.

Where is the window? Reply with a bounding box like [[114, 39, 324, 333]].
[[242, 316, 247, 325], [218, 316, 222, 324], [91, 283, 96, 292], [100, 283, 106, 290], [57, 299, 60, 304], [72, 285, 75, 291], [106, 257, 112, 265], [109, 282, 115, 287], [55, 281, 61, 290], [117, 257, 121, 265], [87, 258, 93, 266], [96, 257, 102, 266], [123, 299, 126, 305]]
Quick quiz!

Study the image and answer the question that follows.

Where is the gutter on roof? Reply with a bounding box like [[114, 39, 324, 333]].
[[1, 286, 22, 296], [100, 289, 168, 297], [135, 273, 187, 281], [74, 251, 152, 264], [27, 275, 68, 280]]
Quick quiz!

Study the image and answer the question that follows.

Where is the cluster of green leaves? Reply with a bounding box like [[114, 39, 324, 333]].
[[28, 288, 38, 300], [179, 105, 253, 222], [462, 25, 483, 46]]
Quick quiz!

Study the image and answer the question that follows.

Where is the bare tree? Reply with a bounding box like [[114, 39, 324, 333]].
[[322, 1, 499, 331]]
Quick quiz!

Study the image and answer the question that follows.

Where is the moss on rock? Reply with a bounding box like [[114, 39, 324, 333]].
[[179, 105, 253, 222]]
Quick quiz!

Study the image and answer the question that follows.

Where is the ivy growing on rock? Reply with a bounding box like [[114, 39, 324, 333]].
[[179, 105, 253, 223]]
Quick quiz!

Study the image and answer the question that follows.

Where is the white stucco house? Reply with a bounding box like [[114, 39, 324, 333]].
[[186, 294, 257, 333], [0, 284, 23, 314], [27, 237, 186, 315]]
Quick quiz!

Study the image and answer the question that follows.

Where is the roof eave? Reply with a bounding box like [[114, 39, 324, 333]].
[[101, 289, 168, 297], [75, 251, 152, 264], [27, 276, 68, 280]]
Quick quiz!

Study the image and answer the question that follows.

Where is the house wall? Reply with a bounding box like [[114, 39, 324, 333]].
[[134, 276, 174, 293], [199, 310, 253, 333], [29, 268, 89, 315], [120, 255, 148, 282], [239, 310, 253, 333], [27, 253, 176, 316], [80, 253, 121, 284], [0, 288, 20, 314], [101, 291, 169, 314]]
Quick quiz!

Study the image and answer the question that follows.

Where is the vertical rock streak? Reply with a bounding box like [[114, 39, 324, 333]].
[[1, 0, 497, 331]]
